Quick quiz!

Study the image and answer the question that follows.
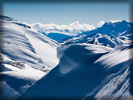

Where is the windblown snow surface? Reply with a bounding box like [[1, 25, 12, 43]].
[[0, 16, 59, 100], [0, 16, 133, 100], [19, 43, 133, 100]]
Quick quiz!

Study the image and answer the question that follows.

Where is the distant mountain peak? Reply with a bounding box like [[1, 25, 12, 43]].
[[102, 20, 128, 27], [62, 20, 131, 48]]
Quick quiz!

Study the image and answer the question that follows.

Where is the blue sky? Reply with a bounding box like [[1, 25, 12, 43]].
[[4, 2, 129, 26]]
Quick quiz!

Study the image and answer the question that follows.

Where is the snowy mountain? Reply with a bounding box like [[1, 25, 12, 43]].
[[19, 43, 133, 100], [1, 15, 132, 100], [63, 20, 131, 48], [0, 15, 60, 100], [25, 21, 95, 42]]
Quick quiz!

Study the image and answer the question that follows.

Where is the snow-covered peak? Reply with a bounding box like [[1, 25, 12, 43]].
[[102, 20, 128, 27], [98, 20, 124, 27], [25, 21, 95, 36], [62, 20, 131, 48]]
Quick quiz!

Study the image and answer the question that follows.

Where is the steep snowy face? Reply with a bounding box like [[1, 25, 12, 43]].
[[0, 15, 60, 99], [83, 48, 133, 100], [63, 20, 131, 48], [19, 44, 132, 100]]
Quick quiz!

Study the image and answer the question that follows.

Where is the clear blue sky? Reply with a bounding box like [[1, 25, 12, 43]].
[[4, 2, 129, 26]]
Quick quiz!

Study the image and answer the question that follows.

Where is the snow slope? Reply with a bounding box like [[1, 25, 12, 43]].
[[0, 15, 60, 100], [18, 43, 132, 100], [1, 16, 132, 100], [42, 32, 72, 43]]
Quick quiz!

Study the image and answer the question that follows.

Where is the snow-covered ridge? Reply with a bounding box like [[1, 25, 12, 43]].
[[0, 15, 60, 99], [23, 20, 131, 47], [62, 20, 131, 48]]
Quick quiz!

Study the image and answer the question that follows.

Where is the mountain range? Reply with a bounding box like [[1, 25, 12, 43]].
[[62, 20, 131, 48], [0, 15, 132, 100], [28, 20, 132, 48]]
